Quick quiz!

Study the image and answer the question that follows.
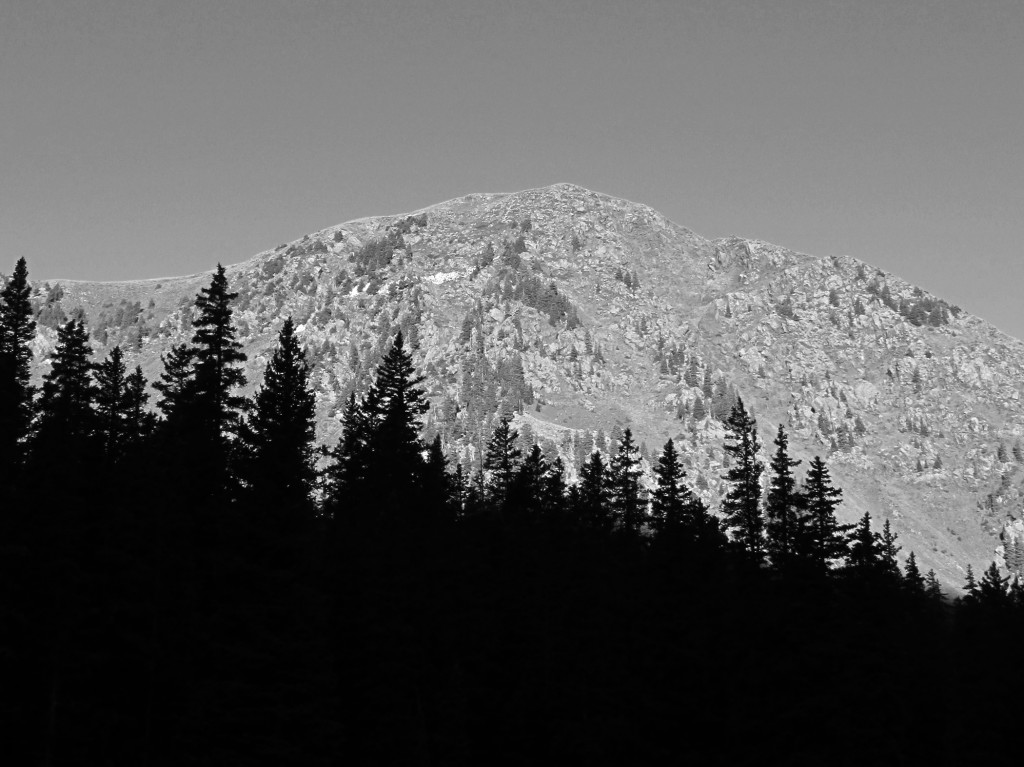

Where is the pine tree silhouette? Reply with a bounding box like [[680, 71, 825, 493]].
[[541, 456, 568, 521], [799, 456, 849, 572], [153, 266, 246, 503], [153, 342, 198, 422], [962, 563, 979, 601], [93, 345, 152, 464], [0, 257, 36, 487], [122, 365, 154, 445], [765, 424, 804, 569], [33, 320, 96, 461], [924, 569, 943, 600], [422, 434, 459, 524], [190, 264, 248, 497], [512, 443, 548, 520], [576, 450, 614, 532], [846, 512, 882, 578], [243, 317, 317, 518], [650, 438, 717, 546], [484, 416, 522, 511], [651, 439, 687, 537], [977, 562, 1009, 607], [367, 331, 429, 519], [880, 519, 902, 581], [609, 427, 646, 535], [903, 551, 925, 594], [326, 389, 380, 516], [721, 397, 765, 562]]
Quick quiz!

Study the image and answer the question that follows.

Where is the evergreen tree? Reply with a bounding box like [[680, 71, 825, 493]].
[[540, 457, 568, 521], [721, 397, 766, 562], [977, 562, 1009, 608], [484, 417, 522, 511], [33, 320, 96, 460], [0, 257, 36, 485], [155, 265, 247, 502], [609, 427, 646, 535], [153, 343, 198, 422], [765, 425, 804, 569], [243, 318, 317, 517], [369, 331, 429, 506], [93, 345, 133, 463], [880, 519, 902, 580], [512, 443, 548, 520], [1010, 577, 1024, 610], [799, 456, 849, 572], [191, 264, 247, 435], [692, 394, 707, 421], [904, 551, 925, 594], [846, 512, 882, 578], [125, 366, 153, 439], [576, 451, 613, 532], [651, 439, 718, 546], [924, 569, 943, 600], [422, 434, 458, 524], [651, 439, 686, 537], [963, 564, 979, 601], [326, 390, 380, 512]]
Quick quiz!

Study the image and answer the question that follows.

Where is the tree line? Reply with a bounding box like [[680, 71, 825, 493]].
[[1, 257, 1022, 765]]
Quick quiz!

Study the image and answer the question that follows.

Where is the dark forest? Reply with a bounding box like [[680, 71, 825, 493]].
[[1, 258, 1021, 765]]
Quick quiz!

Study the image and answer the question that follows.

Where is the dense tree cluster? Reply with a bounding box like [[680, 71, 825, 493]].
[[866, 279, 960, 326], [2, 257, 1023, 763], [486, 264, 582, 328]]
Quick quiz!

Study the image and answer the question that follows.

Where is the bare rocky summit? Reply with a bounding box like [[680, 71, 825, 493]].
[[27, 183, 1024, 586]]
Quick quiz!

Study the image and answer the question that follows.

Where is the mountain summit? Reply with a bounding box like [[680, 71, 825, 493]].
[[31, 183, 1024, 584]]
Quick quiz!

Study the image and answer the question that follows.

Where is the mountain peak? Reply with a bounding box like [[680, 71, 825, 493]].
[[30, 185, 1024, 588]]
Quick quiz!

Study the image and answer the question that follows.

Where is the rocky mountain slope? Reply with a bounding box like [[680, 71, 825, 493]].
[[22, 183, 1024, 586]]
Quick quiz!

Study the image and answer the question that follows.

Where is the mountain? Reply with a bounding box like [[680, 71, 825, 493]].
[[25, 183, 1024, 586]]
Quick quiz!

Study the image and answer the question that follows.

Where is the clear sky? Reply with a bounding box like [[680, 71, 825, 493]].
[[3, 0, 1023, 335]]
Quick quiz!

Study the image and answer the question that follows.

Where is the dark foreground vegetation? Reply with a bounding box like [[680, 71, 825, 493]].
[[1, 258, 1021, 765]]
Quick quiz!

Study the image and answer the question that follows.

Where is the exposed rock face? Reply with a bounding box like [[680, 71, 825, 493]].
[[27, 183, 1024, 586]]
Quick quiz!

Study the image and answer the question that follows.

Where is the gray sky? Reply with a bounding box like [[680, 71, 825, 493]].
[[3, 0, 1023, 335]]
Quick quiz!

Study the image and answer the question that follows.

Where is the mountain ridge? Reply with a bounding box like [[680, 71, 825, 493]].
[[21, 183, 1024, 587]]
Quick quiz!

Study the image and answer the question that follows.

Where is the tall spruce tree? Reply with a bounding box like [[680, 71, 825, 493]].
[[484, 417, 522, 511], [924, 569, 943, 600], [191, 264, 247, 451], [880, 519, 902, 581], [576, 450, 614, 532], [93, 345, 141, 464], [153, 343, 198, 423], [650, 438, 717, 545], [326, 389, 380, 514], [512, 443, 548, 520], [721, 397, 766, 562], [609, 427, 646, 535], [846, 512, 882, 578], [765, 425, 804, 569], [0, 257, 36, 485], [651, 439, 687, 538], [122, 365, 154, 445], [977, 562, 1009, 608], [154, 265, 247, 502], [33, 319, 96, 461], [422, 434, 458, 524], [541, 456, 568, 521], [962, 564, 979, 602], [368, 332, 429, 504], [799, 456, 849, 572], [243, 318, 317, 517], [904, 552, 926, 594]]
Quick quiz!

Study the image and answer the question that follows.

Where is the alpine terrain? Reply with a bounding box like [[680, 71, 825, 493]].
[[24, 183, 1024, 586]]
